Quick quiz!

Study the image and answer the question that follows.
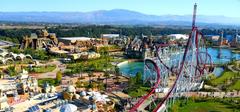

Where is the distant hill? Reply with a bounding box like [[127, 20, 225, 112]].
[[0, 9, 240, 26]]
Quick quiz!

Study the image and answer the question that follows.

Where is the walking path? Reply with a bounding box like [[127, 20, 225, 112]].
[[228, 65, 238, 73], [192, 91, 240, 98], [31, 60, 66, 79], [227, 60, 240, 73]]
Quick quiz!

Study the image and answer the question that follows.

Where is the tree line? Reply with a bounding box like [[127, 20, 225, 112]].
[[0, 25, 239, 44]]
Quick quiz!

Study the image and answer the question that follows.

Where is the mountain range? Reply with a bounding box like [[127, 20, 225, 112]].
[[0, 9, 240, 26]]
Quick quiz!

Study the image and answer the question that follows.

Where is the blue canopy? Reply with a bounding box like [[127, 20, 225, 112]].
[[28, 105, 40, 112]]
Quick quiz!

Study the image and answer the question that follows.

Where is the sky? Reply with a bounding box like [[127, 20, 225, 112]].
[[1, 0, 240, 18]]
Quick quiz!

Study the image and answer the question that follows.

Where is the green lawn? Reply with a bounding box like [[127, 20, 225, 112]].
[[172, 98, 240, 112], [127, 86, 150, 98], [27, 65, 56, 73], [177, 101, 239, 112], [210, 71, 237, 86], [207, 71, 240, 91], [229, 80, 240, 91], [38, 78, 59, 86], [66, 56, 114, 73]]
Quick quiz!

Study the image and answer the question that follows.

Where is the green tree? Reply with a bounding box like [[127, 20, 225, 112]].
[[9, 47, 21, 54], [86, 82, 93, 90], [0, 70, 4, 79], [24, 48, 49, 60], [98, 82, 105, 91], [75, 64, 83, 78], [88, 71, 94, 84], [128, 77, 136, 86], [104, 71, 110, 90], [6, 66, 17, 76], [136, 72, 142, 84], [56, 71, 62, 83], [99, 46, 109, 56], [76, 80, 84, 88], [115, 66, 120, 84]]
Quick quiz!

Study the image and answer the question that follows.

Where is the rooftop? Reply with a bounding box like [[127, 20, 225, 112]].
[[59, 37, 92, 41], [102, 34, 119, 38], [168, 34, 189, 40]]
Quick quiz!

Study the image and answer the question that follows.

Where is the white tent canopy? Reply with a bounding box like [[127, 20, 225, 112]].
[[60, 104, 77, 112]]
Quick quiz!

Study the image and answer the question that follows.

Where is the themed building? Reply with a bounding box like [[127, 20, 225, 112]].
[[16, 70, 39, 94], [0, 90, 9, 111], [230, 32, 240, 48], [20, 29, 58, 49], [0, 49, 32, 64], [125, 35, 155, 59]]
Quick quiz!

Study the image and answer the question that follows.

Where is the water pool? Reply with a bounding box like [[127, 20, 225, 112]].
[[119, 48, 240, 77], [118, 61, 144, 77]]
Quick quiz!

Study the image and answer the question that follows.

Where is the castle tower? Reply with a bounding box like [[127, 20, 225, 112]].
[[219, 31, 224, 46], [235, 30, 239, 44]]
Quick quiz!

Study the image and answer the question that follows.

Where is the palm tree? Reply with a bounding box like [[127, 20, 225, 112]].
[[104, 71, 110, 90], [86, 71, 94, 91], [115, 66, 120, 84], [76, 64, 83, 79], [88, 71, 93, 84], [0, 71, 4, 79]]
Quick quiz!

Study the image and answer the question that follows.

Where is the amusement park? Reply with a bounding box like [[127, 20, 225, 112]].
[[0, 0, 240, 112]]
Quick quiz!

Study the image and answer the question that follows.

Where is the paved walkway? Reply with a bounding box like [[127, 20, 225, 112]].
[[192, 91, 240, 98], [228, 65, 238, 73], [227, 60, 240, 73], [32, 60, 66, 79]]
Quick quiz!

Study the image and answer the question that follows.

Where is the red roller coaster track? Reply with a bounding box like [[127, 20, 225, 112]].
[[129, 3, 213, 112], [129, 59, 161, 111]]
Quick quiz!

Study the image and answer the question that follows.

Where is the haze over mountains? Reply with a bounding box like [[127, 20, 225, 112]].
[[0, 9, 240, 26]]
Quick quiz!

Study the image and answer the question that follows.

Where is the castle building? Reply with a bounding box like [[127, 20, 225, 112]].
[[20, 29, 58, 49], [230, 32, 240, 48]]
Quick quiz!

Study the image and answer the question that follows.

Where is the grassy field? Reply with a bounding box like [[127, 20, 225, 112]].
[[210, 71, 237, 86], [229, 80, 240, 91], [38, 78, 59, 86], [207, 70, 240, 91], [27, 65, 56, 73], [66, 56, 114, 74], [177, 101, 239, 112], [127, 86, 149, 98], [172, 98, 240, 112]]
